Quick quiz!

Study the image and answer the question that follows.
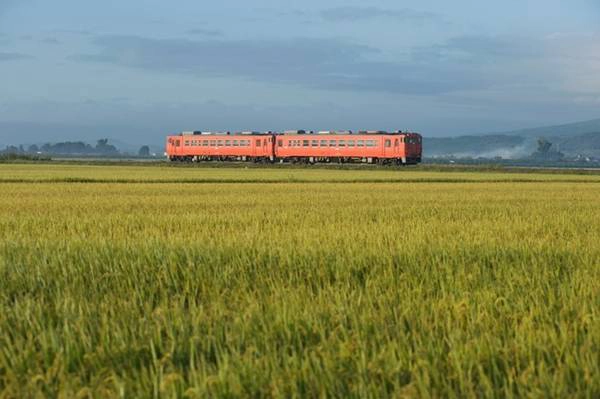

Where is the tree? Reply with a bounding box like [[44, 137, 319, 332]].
[[536, 138, 552, 154], [95, 139, 119, 155], [138, 145, 150, 157], [28, 144, 39, 153]]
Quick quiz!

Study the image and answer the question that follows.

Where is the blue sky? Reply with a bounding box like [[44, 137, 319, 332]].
[[1, 0, 599, 146]]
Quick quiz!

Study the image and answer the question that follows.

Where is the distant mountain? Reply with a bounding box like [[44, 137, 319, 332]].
[[495, 118, 600, 138], [426, 118, 600, 159]]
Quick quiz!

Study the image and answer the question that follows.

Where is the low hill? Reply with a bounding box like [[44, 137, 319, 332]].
[[498, 118, 600, 138], [426, 119, 600, 159]]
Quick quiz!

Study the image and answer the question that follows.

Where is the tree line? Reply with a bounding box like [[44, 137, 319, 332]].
[[1, 139, 153, 157]]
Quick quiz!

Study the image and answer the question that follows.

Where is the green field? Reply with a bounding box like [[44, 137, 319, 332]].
[[0, 164, 599, 397]]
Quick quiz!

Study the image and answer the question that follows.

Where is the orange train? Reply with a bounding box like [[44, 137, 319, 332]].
[[166, 130, 422, 165]]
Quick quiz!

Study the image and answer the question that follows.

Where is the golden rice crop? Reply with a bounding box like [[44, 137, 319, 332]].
[[0, 164, 599, 397]]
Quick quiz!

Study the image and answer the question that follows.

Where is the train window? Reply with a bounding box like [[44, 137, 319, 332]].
[[217, 140, 223, 146], [210, 140, 215, 146], [303, 140, 309, 147], [395, 139, 399, 147], [320, 140, 327, 147], [255, 139, 260, 146], [176, 140, 181, 147], [348, 141, 355, 147], [357, 140, 364, 147], [264, 139, 267, 146], [329, 140, 337, 147], [366, 140, 375, 147], [233, 140, 239, 146], [385, 139, 391, 148], [278, 140, 283, 147], [339, 140, 346, 147], [225, 140, 230, 146], [184, 141, 190, 146], [311, 140, 318, 147]]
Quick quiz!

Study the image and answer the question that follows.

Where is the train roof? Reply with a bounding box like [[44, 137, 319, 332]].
[[174, 130, 421, 136]]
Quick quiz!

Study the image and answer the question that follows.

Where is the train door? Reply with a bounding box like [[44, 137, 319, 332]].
[[253, 138, 261, 157], [173, 138, 182, 157], [383, 138, 393, 158]]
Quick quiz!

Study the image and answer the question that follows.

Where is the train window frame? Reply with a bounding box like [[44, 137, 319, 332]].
[[329, 140, 337, 147], [225, 140, 231, 146], [357, 140, 364, 147], [385, 139, 391, 148], [217, 140, 224, 147], [184, 140, 190, 146], [320, 140, 327, 147], [339, 140, 346, 147], [348, 140, 355, 147], [311, 140, 318, 147], [303, 140, 309, 147], [233, 140, 239, 146]]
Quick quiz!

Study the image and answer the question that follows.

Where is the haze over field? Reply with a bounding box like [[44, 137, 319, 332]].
[[1, 0, 600, 146]]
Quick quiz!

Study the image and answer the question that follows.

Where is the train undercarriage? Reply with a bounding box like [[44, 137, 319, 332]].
[[169, 155, 421, 165]]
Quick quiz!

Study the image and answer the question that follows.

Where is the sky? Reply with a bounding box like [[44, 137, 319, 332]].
[[1, 0, 599, 146]]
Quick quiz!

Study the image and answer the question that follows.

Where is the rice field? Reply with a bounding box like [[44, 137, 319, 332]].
[[0, 163, 599, 398]]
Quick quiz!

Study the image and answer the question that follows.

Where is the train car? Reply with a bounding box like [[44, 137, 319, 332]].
[[274, 131, 422, 164], [166, 130, 422, 165], [166, 132, 275, 162]]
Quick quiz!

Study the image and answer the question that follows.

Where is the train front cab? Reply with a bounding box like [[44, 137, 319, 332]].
[[166, 135, 182, 160], [403, 134, 422, 164]]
